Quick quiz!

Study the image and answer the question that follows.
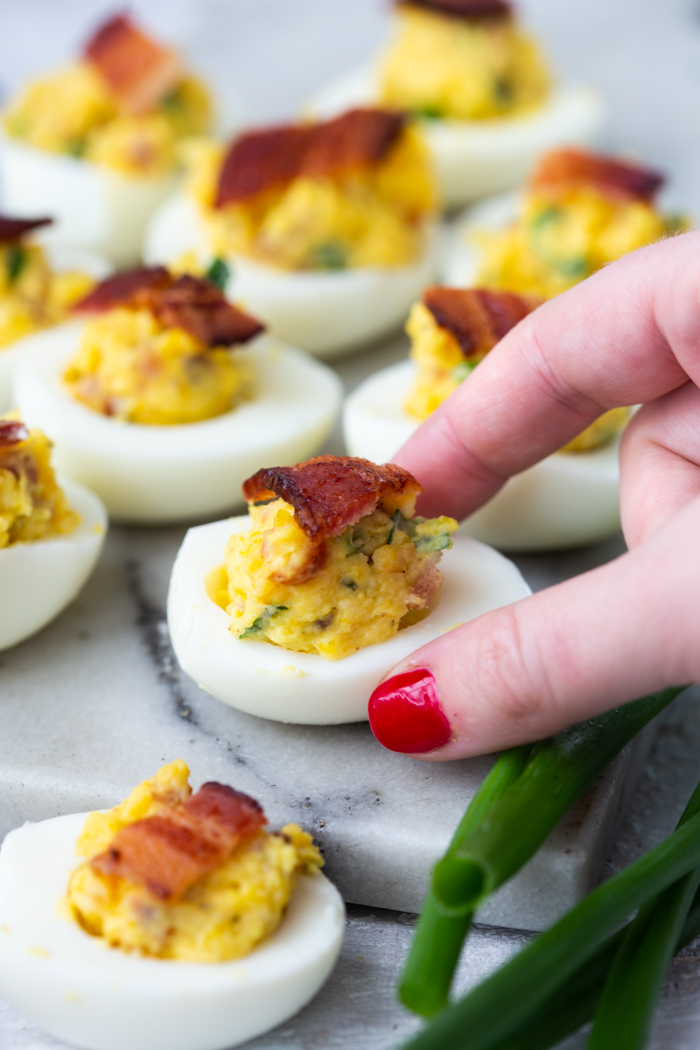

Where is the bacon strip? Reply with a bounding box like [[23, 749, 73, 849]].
[[72, 268, 264, 347], [0, 421, 29, 450], [423, 286, 538, 358], [91, 782, 266, 901], [243, 456, 422, 540], [215, 109, 406, 209], [397, 0, 512, 18], [0, 215, 53, 245], [72, 267, 172, 315], [530, 148, 665, 203], [84, 14, 182, 115]]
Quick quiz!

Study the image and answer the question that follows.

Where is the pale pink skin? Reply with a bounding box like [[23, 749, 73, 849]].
[[386, 231, 700, 760]]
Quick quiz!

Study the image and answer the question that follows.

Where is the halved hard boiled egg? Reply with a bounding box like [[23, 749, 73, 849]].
[[13, 320, 341, 523], [145, 107, 439, 359], [0, 14, 215, 266], [167, 456, 530, 724], [0, 419, 106, 651], [343, 359, 624, 551], [0, 775, 344, 1050], [440, 148, 674, 292], [146, 191, 438, 359]]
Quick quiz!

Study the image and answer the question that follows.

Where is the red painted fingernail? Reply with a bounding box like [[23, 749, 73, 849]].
[[369, 667, 451, 754]]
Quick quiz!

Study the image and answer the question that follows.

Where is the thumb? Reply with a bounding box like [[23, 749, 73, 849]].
[[368, 500, 700, 759]]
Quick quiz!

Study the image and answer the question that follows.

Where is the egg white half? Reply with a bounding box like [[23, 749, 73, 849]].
[[307, 65, 604, 210], [13, 321, 342, 523], [439, 190, 518, 286], [0, 245, 112, 413], [0, 130, 178, 267], [0, 476, 106, 651], [144, 192, 439, 359], [344, 359, 623, 551], [167, 515, 531, 724], [0, 813, 345, 1050]]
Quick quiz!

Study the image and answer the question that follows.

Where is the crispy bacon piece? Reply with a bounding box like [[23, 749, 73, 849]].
[[243, 456, 422, 540], [530, 148, 665, 203], [215, 109, 406, 209], [72, 268, 264, 347], [398, 0, 511, 19], [0, 215, 52, 245], [137, 275, 265, 347], [72, 267, 172, 315], [84, 14, 182, 115], [423, 286, 537, 358], [0, 421, 29, 450], [301, 109, 405, 179], [91, 782, 266, 901]]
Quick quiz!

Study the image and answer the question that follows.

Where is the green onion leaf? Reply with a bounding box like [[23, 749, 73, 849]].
[[205, 257, 231, 291], [310, 241, 347, 271], [239, 604, 287, 639], [6, 245, 26, 285]]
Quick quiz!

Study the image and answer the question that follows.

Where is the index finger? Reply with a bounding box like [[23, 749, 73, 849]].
[[395, 232, 698, 519]]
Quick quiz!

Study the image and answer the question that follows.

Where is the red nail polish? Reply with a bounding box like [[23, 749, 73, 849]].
[[369, 667, 451, 754]]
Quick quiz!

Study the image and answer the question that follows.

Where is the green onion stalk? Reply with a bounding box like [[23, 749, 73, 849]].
[[400, 687, 685, 1017], [400, 755, 700, 1050]]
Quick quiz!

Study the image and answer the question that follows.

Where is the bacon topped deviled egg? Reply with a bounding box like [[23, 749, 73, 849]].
[[0, 761, 344, 1050], [0, 416, 106, 651], [0, 14, 213, 265], [442, 147, 677, 294], [168, 455, 530, 723], [308, 0, 603, 209], [344, 286, 630, 551], [145, 107, 438, 357], [13, 266, 341, 523]]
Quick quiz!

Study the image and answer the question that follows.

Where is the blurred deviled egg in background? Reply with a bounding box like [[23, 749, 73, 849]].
[[14, 266, 341, 523], [0, 214, 110, 410], [308, 0, 604, 209], [0, 13, 214, 266], [168, 455, 531, 724], [146, 107, 439, 357], [344, 286, 632, 551], [0, 416, 106, 652], [441, 147, 680, 291], [0, 761, 344, 1050]]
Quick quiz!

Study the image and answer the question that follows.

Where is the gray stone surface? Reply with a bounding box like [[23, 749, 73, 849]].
[[2, 1, 700, 1048]]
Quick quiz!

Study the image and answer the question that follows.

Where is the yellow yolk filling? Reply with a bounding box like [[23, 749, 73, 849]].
[[379, 5, 550, 121], [404, 301, 630, 452], [189, 127, 436, 271], [0, 241, 93, 349], [67, 761, 323, 963], [476, 186, 667, 300], [2, 63, 211, 176], [221, 497, 457, 660], [63, 306, 254, 425], [0, 423, 80, 547]]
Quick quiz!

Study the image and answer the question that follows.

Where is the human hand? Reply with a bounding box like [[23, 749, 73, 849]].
[[368, 231, 700, 758]]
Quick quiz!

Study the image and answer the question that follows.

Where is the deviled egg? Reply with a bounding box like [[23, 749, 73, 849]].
[[168, 455, 531, 723], [13, 266, 341, 523], [0, 213, 111, 410], [0, 761, 344, 1050], [344, 286, 629, 551], [441, 146, 676, 292], [0, 13, 213, 265], [145, 107, 438, 357], [0, 416, 106, 651], [308, 0, 603, 209]]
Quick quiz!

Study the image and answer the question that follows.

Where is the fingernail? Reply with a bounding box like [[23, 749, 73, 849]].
[[369, 667, 451, 754]]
